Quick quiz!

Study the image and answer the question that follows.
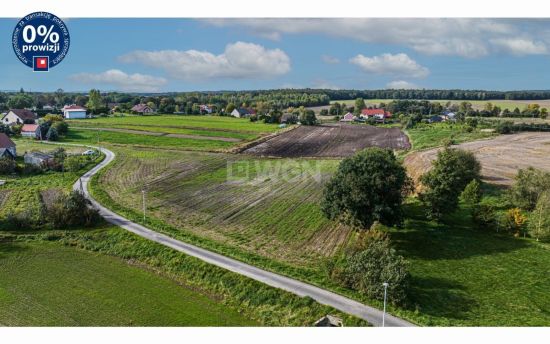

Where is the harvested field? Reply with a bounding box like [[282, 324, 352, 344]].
[[404, 132, 550, 186], [94, 147, 353, 266], [243, 124, 410, 158]]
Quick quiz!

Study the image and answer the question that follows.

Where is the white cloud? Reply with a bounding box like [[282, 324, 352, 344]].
[[386, 80, 419, 90], [203, 19, 549, 58], [119, 41, 290, 81], [321, 55, 340, 64], [350, 53, 429, 78], [70, 69, 167, 92], [490, 38, 548, 55]]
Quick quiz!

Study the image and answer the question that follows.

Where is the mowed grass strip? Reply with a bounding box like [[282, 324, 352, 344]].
[[0, 241, 256, 326], [67, 115, 279, 134], [64, 128, 236, 151]]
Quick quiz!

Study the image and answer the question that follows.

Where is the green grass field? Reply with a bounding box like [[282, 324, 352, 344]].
[[405, 123, 496, 151], [0, 240, 256, 326], [64, 128, 236, 151], [67, 115, 279, 134]]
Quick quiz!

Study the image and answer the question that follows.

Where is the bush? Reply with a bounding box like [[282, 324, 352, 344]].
[[46, 191, 102, 229], [472, 204, 497, 230], [51, 120, 69, 136], [322, 148, 413, 229], [461, 179, 483, 206], [0, 157, 16, 174], [64, 156, 85, 172], [419, 148, 481, 220], [333, 230, 410, 306], [300, 110, 317, 125], [509, 167, 550, 211], [46, 126, 59, 141], [4, 209, 39, 231]]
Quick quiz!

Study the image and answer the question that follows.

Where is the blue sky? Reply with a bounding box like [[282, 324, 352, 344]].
[[2, 18, 550, 92]]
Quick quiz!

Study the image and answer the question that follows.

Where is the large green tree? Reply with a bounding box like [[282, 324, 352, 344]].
[[509, 167, 550, 211], [321, 148, 412, 229], [528, 190, 550, 241], [86, 89, 104, 114], [420, 148, 481, 220]]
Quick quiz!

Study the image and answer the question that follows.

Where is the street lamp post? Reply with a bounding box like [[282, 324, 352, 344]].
[[382, 282, 389, 327]]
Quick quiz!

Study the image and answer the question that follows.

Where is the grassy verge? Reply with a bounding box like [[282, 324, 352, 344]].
[[0, 228, 367, 326], [0, 239, 256, 326]]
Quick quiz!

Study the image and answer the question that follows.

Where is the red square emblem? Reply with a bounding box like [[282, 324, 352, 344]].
[[34, 57, 49, 71]]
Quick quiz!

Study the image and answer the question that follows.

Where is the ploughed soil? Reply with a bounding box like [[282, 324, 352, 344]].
[[404, 132, 550, 186], [242, 123, 410, 158]]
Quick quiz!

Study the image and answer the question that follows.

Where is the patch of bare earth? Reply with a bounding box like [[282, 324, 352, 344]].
[[404, 132, 550, 186], [242, 123, 410, 158]]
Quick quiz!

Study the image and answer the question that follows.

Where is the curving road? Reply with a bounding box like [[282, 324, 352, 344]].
[[72, 145, 415, 327]]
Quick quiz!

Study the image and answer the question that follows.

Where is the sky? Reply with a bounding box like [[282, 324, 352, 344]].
[[2, 18, 550, 92]]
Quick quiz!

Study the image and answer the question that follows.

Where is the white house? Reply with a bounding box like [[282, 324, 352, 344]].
[[2, 109, 38, 125], [340, 112, 355, 122], [63, 105, 87, 119], [231, 108, 256, 118]]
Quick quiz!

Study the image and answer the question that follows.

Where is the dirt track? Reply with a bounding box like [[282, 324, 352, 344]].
[[243, 123, 410, 158], [404, 132, 550, 186]]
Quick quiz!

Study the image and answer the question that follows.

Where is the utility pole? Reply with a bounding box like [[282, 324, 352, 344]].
[[142, 188, 146, 223], [382, 282, 389, 327]]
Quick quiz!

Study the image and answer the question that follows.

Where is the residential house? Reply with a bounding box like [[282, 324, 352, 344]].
[[21, 124, 41, 139], [131, 104, 154, 114], [63, 105, 87, 119], [2, 109, 38, 125], [199, 105, 214, 114], [441, 111, 457, 121], [24, 151, 54, 167], [340, 112, 355, 122], [42, 104, 55, 111], [0, 133, 16, 158], [231, 108, 256, 118], [360, 108, 392, 122]]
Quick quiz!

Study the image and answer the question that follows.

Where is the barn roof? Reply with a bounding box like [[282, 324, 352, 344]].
[[0, 133, 15, 149]]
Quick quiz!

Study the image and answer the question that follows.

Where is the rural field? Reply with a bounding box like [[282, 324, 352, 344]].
[[243, 123, 410, 158], [404, 132, 550, 185], [75, 115, 550, 326], [1, 136, 364, 327], [0, 240, 256, 326]]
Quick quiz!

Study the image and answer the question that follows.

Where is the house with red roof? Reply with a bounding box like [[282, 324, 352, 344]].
[[21, 124, 41, 139], [63, 105, 87, 119], [360, 108, 392, 122]]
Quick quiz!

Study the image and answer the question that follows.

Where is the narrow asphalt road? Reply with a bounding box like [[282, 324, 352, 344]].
[[72, 145, 415, 327]]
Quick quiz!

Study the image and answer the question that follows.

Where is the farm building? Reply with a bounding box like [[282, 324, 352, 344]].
[[2, 109, 38, 125], [340, 112, 355, 122], [231, 108, 256, 118], [131, 104, 155, 114], [360, 108, 392, 121], [24, 152, 54, 167], [0, 133, 16, 158], [21, 124, 41, 139], [441, 112, 457, 121], [63, 105, 87, 119]]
